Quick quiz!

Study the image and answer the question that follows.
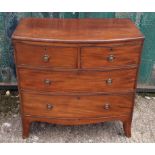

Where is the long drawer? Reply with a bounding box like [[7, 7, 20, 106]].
[[81, 43, 141, 69], [22, 92, 134, 118], [18, 68, 137, 93], [15, 43, 77, 69]]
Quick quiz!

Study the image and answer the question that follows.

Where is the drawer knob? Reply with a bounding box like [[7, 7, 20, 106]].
[[44, 79, 52, 85], [43, 54, 50, 62], [107, 55, 115, 62], [106, 78, 112, 85], [104, 103, 110, 110], [47, 104, 53, 110]]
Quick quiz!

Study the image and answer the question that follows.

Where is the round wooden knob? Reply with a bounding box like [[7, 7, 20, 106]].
[[47, 104, 53, 110], [43, 54, 50, 62], [106, 78, 112, 85], [44, 79, 52, 85], [104, 103, 110, 110], [107, 55, 115, 62]]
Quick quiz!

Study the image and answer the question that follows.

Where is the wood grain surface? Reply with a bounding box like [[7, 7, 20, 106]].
[[12, 18, 144, 138], [81, 42, 142, 68], [18, 68, 137, 93], [12, 18, 144, 43], [22, 92, 133, 118], [15, 42, 78, 68]]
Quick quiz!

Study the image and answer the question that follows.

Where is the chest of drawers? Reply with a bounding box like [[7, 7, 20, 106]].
[[12, 18, 144, 138]]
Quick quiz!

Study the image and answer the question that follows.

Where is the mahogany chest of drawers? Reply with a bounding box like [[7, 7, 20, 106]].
[[12, 18, 144, 138]]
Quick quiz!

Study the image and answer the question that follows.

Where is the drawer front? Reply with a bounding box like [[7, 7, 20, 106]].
[[19, 68, 137, 93], [15, 43, 77, 68], [22, 93, 133, 118], [81, 43, 141, 69]]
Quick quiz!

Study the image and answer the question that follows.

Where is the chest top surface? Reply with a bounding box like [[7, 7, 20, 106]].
[[12, 18, 144, 43]]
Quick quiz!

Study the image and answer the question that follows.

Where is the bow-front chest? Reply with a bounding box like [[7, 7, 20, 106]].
[[12, 18, 144, 138]]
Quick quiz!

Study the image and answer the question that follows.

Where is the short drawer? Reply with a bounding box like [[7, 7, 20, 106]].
[[19, 68, 137, 93], [81, 43, 141, 69], [22, 93, 134, 118], [14, 43, 77, 69]]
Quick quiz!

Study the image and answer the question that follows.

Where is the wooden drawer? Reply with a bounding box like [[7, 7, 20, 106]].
[[81, 43, 141, 69], [19, 68, 137, 93], [14, 43, 77, 69], [22, 92, 133, 118]]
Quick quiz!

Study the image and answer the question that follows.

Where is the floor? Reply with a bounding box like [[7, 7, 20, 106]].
[[0, 94, 155, 143]]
